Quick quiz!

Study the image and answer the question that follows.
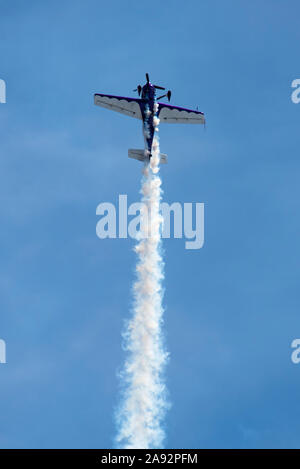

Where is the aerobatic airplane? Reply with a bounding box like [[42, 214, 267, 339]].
[[94, 73, 205, 164]]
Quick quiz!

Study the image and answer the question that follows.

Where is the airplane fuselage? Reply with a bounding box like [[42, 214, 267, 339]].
[[139, 82, 158, 157]]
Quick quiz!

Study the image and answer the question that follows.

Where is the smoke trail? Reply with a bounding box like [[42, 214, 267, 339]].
[[116, 110, 168, 449]]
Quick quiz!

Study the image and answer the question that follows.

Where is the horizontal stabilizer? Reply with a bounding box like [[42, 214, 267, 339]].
[[128, 149, 145, 162], [128, 149, 167, 164]]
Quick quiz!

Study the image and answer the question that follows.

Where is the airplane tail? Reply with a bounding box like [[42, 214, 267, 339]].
[[128, 149, 167, 164]]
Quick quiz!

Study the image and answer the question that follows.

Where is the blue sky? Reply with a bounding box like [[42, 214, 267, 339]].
[[0, 0, 300, 448]]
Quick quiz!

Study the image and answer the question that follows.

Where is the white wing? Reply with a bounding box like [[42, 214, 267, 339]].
[[94, 94, 142, 119], [158, 103, 205, 124]]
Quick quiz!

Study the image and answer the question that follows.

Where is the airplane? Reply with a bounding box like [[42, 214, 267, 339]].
[[94, 73, 205, 164]]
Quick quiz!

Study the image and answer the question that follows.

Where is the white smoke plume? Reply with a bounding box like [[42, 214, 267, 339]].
[[116, 113, 168, 449]]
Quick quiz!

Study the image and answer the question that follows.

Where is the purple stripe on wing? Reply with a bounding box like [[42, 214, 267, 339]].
[[158, 102, 204, 115], [94, 93, 141, 104]]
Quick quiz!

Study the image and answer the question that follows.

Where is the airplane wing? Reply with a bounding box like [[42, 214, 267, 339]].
[[94, 93, 142, 119], [158, 103, 205, 124]]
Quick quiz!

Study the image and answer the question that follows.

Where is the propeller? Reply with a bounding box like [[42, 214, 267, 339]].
[[135, 74, 171, 100], [146, 73, 165, 90], [157, 90, 172, 102], [133, 85, 142, 96]]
